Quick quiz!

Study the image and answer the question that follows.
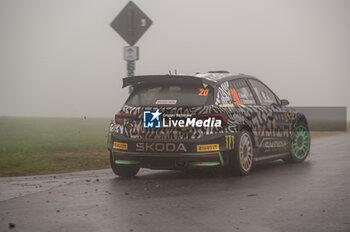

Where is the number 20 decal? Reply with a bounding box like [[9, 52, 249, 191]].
[[198, 88, 209, 96]]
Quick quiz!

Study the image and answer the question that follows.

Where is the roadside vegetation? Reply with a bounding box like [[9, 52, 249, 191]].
[[0, 117, 111, 176], [0, 117, 348, 177]]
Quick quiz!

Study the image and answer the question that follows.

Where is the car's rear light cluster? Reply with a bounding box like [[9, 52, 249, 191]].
[[115, 113, 136, 124], [194, 114, 228, 124]]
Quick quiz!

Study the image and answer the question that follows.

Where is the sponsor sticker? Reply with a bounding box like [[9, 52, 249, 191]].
[[219, 104, 234, 107], [263, 140, 288, 152], [136, 142, 187, 152], [275, 112, 289, 125], [225, 135, 234, 150], [113, 142, 128, 150], [197, 144, 220, 152], [155, 100, 177, 105]]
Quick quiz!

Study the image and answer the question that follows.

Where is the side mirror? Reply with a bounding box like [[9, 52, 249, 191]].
[[280, 99, 289, 106]]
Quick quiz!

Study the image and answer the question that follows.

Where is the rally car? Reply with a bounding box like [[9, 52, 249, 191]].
[[107, 71, 311, 177]]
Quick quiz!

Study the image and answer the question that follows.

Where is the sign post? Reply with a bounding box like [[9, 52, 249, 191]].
[[124, 46, 139, 77], [110, 1, 153, 93]]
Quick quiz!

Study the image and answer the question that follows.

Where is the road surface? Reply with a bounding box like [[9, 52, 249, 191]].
[[1, 134, 350, 232]]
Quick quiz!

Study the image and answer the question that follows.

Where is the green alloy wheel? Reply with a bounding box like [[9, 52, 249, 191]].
[[289, 124, 310, 162]]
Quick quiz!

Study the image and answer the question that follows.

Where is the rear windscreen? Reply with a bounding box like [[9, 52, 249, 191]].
[[126, 84, 214, 106]]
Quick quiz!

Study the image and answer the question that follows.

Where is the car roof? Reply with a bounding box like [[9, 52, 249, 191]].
[[122, 72, 259, 88], [193, 72, 258, 83]]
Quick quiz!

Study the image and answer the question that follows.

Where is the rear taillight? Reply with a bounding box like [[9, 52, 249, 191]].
[[115, 113, 136, 125], [194, 114, 228, 124]]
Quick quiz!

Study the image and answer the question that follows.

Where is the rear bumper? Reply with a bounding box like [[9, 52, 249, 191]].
[[108, 133, 237, 170], [108, 133, 236, 153], [111, 149, 223, 170]]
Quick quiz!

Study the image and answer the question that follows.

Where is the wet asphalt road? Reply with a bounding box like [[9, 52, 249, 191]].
[[1, 134, 350, 232]]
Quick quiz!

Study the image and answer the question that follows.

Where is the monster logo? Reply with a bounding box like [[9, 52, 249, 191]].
[[225, 135, 235, 150]]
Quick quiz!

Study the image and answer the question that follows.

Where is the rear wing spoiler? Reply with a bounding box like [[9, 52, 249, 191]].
[[122, 75, 216, 88]]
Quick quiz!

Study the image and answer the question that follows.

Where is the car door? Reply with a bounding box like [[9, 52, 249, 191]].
[[226, 79, 266, 154], [247, 78, 291, 156], [215, 79, 257, 134]]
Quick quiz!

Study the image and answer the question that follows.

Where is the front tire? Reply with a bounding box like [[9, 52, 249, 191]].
[[285, 123, 311, 163], [110, 151, 140, 177], [225, 130, 254, 176]]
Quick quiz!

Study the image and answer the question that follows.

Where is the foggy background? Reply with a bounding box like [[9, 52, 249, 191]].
[[0, 0, 349, 118]]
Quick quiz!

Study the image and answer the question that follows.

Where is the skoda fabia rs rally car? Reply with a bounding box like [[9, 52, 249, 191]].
[[107, 71, 311, 177]]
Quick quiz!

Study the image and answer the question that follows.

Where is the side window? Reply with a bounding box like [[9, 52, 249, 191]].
[[215, 81, 233, 106], [229, 79, 256, 105], [249, 79, 277, 106]]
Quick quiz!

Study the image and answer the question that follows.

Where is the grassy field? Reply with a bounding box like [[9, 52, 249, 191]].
[[0, 117, 348, 177], [0, 117, 112, 177]]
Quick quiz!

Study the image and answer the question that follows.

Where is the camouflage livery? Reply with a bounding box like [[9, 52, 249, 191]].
[[108, 72, 309, 172]]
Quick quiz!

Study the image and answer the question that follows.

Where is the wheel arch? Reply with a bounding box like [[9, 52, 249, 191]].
[[296, 113, 309, 129], [239, 125, 256, 148]]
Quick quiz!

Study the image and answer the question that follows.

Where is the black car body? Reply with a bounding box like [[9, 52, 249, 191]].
[[107, 72, 311, 176]]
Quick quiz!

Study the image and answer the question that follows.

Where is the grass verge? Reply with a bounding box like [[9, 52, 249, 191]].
[[0, 117, 111, 177], [0, 117, 348, 177], [0, 150, 110, 177]]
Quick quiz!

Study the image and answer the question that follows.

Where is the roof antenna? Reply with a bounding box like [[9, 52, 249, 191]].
[[174, 69, 177, 75], [169, 70, 172, 75]]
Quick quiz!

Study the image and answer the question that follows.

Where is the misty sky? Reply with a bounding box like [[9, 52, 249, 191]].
[[0, 0, 349, 118]]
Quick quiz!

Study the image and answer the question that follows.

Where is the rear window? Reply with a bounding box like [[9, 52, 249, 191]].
[[126, 84, 214, 106]]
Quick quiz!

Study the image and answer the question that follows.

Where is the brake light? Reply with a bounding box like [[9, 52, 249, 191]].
[[115, 113, 136, 124], [194, 114, 228, 124]]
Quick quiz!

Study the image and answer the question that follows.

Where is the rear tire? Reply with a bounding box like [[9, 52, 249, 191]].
[[110, 151, 140, 177], [225, 130, 254, 176]]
